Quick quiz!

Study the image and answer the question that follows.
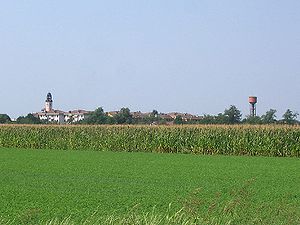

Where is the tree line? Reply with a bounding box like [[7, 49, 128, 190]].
[[0, 105, 299, 125], [198, 106, 299, 125]]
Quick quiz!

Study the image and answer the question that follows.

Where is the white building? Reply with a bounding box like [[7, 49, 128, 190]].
[[64, 110, 91, 123], [34, 93, 91, 124]]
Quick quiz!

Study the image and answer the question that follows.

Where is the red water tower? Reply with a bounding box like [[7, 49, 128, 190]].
[[248, 96, 257, 116]]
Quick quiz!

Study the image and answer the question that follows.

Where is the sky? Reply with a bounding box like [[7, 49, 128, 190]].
[[0, 0, 299, 119]]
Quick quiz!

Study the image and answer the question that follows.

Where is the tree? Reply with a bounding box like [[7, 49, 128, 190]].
[[151, 110, 159, 118], [243, 115, 262, 124], [174, 115, 183, 124], [16, 114, 41, 124], [0, 114, 11, 124], [215, 113, 229, 124], [198, 114, 216, 124], [106, 116, 116, 125], [197, 113, 232, 124], [114, 108, 133, 124], [83, 107, 108, 124], [261, 109, 277, 124], [223, 105, 242, 124], [282, 109, 299, 125], [147, 109, 159, 124]]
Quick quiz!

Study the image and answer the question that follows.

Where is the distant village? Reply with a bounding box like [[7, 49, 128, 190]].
[[32, 93, 203, 124], [0, 93, 298, 125]]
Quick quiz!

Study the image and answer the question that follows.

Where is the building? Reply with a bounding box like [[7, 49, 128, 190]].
[[131, 111, 151, 119], [34, 93, 204, 124], [34, 93, 91, 124], [107, 111, 119, 117], [35, 110, 65, 124], [166, 112, 203, 122], [65, 110, 91, 123]]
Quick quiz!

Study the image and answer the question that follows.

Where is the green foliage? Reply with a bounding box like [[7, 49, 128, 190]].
[[243, 116, 262, 124], [261, 109, 277, 124], [16, 114, 42, 124], [0, 125, 299, 157], [0, 149, 299, 224], [198, 114, 216, 124], [282, 109, 299, 125], [174, 115, 183, 124], [197, 106, 242, 125], [113, 108, 133, 124], [0, 114, 11, 124], [223, 105, 242, 124], [215, 113, 229, 124], [82, 107, 108, 124], [151, 109, 159, 117]]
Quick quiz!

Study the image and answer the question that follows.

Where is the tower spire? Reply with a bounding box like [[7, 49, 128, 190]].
[[45, 92, 53, 112]]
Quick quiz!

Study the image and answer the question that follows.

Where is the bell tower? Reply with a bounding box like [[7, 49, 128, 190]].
[[45, 92, 53, 112]]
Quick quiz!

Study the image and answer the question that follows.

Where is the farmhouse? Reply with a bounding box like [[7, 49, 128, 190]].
[[34, 93, 91, 124]]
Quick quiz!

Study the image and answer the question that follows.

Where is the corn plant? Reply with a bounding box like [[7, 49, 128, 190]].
[[0, 124, 299, 157]]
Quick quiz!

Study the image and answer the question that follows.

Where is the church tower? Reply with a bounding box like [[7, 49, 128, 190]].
[[45, 92, 53, 112]]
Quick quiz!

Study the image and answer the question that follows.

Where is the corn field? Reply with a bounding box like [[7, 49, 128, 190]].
[[0, 125, 299, 157]]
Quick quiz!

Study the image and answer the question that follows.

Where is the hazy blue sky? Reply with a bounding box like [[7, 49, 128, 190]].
[[1, 1, 299, 118]]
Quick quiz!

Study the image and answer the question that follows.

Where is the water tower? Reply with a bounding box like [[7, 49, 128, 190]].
[[248, 96, 257, 117]]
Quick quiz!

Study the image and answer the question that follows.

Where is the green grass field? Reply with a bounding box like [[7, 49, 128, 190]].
[[0, 148, 299, 224]]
